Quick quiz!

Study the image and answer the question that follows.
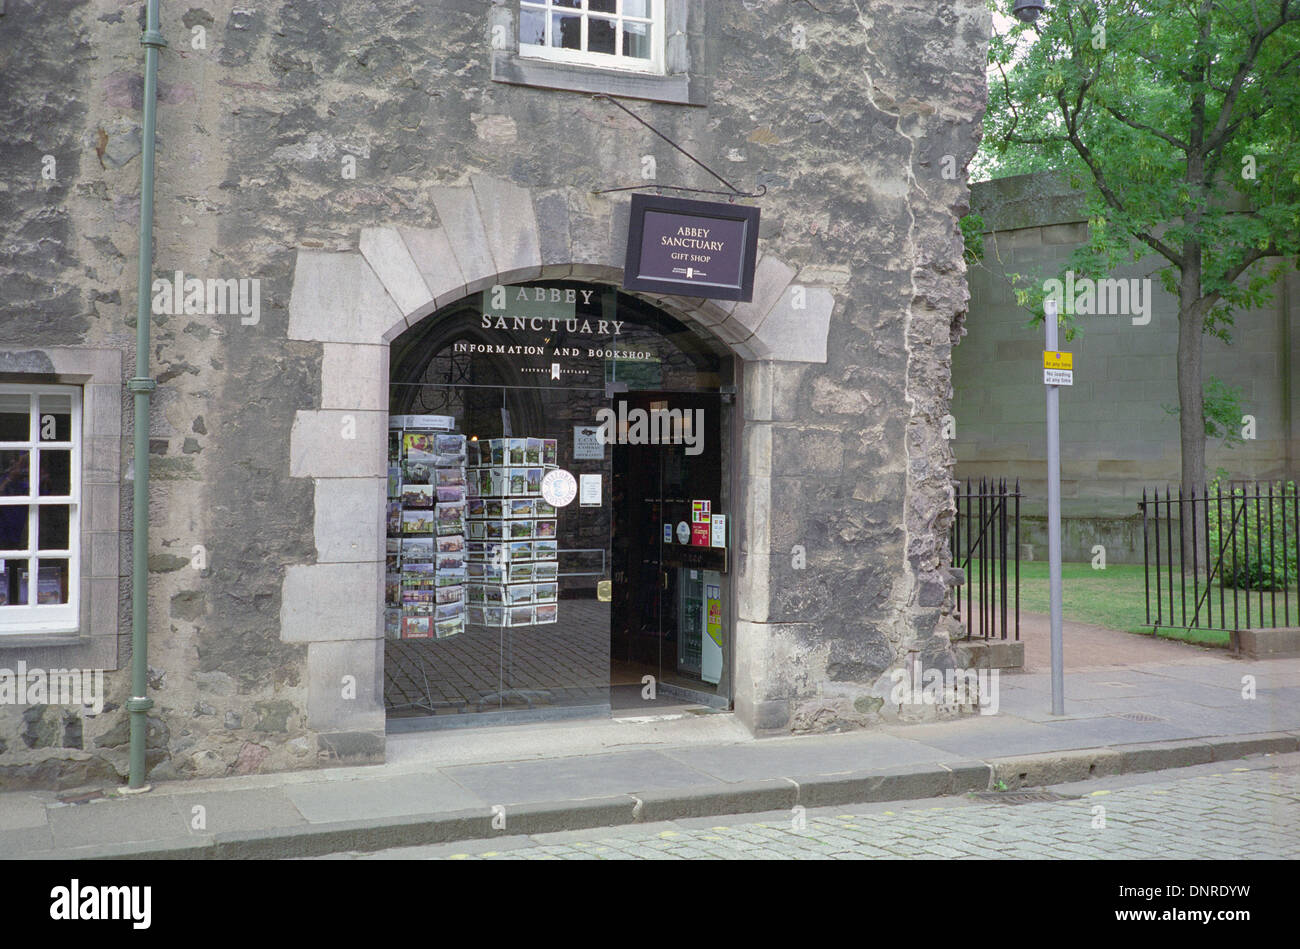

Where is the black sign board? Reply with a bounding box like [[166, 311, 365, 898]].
[[623, 193, 760, 302]]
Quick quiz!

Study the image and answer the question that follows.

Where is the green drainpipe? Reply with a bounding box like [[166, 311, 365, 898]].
[[127, 0, 165, 790]]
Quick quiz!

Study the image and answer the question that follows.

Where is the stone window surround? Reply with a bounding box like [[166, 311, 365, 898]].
[[0, 347, 124, 671], [490, 0, 706, 106], [282, 174, 835, 752]]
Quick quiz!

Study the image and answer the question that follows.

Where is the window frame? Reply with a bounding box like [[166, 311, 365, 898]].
[[0, 383, 82, 635], [518, 0, 666, 74]]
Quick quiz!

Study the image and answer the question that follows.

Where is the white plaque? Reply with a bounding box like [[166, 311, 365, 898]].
[[676, 521, 691, 544], [580, 474, 602, 507], [541, 469, 577, 508]]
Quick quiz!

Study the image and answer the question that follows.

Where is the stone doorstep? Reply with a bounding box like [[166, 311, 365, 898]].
[[952, 639, 1025, 671], [1230, 627, 1300, 660], [19, 732, 1299, 859]]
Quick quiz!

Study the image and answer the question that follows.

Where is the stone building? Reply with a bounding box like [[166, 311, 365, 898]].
[[0, 0, 989, 788]]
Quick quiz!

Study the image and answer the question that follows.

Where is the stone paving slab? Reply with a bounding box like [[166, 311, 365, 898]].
[[284, 772, 483, 823]]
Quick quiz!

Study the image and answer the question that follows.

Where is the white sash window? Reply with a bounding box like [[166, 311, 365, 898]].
[[519, 0, 666, 73], [0, 384, 81, 634]]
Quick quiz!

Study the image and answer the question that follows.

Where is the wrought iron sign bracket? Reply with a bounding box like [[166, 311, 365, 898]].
[[588, 94, 766, 201]]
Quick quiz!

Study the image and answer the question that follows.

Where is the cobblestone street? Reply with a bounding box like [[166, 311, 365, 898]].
[[329, 758, 1300, 860]]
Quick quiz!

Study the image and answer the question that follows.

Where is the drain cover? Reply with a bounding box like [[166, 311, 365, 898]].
[[970, 790, 1079, 805], [1113, 711, 1166, 723]]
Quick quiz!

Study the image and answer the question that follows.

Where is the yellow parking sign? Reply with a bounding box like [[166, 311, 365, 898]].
[[1043, 351, 1073, 371]]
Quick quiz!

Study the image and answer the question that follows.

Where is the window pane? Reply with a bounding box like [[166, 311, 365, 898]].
[[0, 394, 28, 441], [0, 451, 30, 497], [36, 559, 69, 604], [39, 394, 73, 441], [552, 13, 582, 49], [589, 16, 616, 54], [519, 8, 545, 45], [0, 558, 13, 606], [590, 0, 617, 13], [623, 20, 651, 58], [39, 449, 72, 497], [554, 0, 581, 7], [0, 510, 28, 554], [38, 505, 70, 552], [624, 0, 650, 17]]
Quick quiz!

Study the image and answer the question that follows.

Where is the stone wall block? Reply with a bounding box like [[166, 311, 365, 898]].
[[397, 226, 469, 310], [320, 343, 389, 412], [472, 174, 543, 285], [313, 478, 386, 564], [307, 639, 385, 732], [288, 251, 405, 344], [289, 410, 387, 479], [359, 227, 435, 322], [280, 562, 384, 643], [430, 185, 500, 292], [728, 255, 797, 338], [752, 287, 834, 364]]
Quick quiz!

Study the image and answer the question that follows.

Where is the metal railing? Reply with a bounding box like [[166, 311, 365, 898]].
[[1139, 481, 1299, 631], [952, 478, 1021, 641]]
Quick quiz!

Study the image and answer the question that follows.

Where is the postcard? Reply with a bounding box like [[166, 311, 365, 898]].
[[466, 441, 481, 467], [437, 552, 465, 570], [468, 498, 486, 518], [509, 606, 534, 627], [388, 465, 402, 498], [467, 605, 485, 626], [385, 573, 401, 606], [435, 585, 464, 604], [436, 433, 465, 455], [387, 501, 402, 533], [466, 584, 486, 604], [534, 582, 557, 603], [402, 537, 435, 562], [403, 459, 433, 485], [467, 521, 486, 540], [485, 500, 504, 519], [534, 604, 558, 625], [506, 583, 534, 605], [532, 562, 558, 582], [402, 483, 435, 508], [534, 520, 557, 539], [437, 534, 464, 553], [484, 585, 504, 606], [484, 607, 506, 626], [533, 540, 557, 561], [402, 509, 434, 534], [485, 562, 505, 582], [526, 437, 542, 465], [510, 498, 534, 519], [435, 466, 466, 487], [489, 438, 507, 466], [436, 484, 466, 503], [535, 500, 557, 518], [510, 541, 533, 562], [509, 438, 526, 465], [401, 615, 432, 639], [435, 600, 464, 621], [485, 521, 504, 541], [543, 439, 558, 467], [384, 609, 401, 639], [509, 520, 533, 540], [526, 468, 543, 496], [508, 469, 527, 496], [404, 433, 437, 462], [509, 563, 533, 583], [436, 566, 466, 587], [435, 617, 464, 639]]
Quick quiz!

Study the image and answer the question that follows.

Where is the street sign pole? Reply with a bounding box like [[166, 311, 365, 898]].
[[1045, 298, 1065, 715]]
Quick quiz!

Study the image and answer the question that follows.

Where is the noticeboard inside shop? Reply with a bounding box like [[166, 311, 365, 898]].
[[623, 193, 760, 302]]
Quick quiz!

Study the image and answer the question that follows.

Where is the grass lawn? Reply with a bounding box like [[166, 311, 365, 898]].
[[967, 561, 1296, 648]]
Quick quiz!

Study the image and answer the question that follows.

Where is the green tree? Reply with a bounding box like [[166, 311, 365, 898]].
[[981, 0, 1300, 494]]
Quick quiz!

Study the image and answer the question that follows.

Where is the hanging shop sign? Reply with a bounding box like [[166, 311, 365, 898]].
[[623, 194, 760, 302]]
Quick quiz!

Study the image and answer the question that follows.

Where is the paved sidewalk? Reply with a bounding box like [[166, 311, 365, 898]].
[[3, 651, 1299, 860]]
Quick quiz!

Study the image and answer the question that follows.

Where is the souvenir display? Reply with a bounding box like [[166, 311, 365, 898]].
[[463, 432, 562, 628], [388, 418, 467, 639]]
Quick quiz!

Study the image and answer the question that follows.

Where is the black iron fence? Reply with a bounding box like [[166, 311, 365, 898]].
[[951, 478, 1021, 641], [1139, 481, 1300, 631]]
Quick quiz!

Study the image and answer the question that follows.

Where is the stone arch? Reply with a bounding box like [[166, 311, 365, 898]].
[[279, 175, 839, 758]]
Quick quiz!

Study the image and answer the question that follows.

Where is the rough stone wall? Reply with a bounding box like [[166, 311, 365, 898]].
[[0, 0, 990, 787], [957, 173, 1299, 533]]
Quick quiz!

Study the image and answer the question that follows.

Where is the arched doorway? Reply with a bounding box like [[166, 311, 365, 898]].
[[383, 280, 736, 728]]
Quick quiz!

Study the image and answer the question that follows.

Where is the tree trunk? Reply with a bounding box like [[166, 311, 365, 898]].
[[1176, 249, 1206, 567]]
